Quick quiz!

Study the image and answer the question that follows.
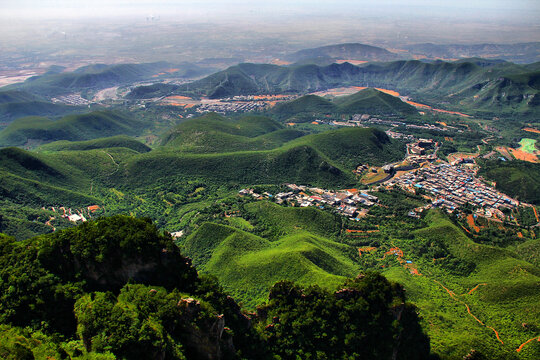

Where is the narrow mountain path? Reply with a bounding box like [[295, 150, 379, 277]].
[[433, 280, 504, 345], [102, 151, 120, 176], [516, 335, 540, 353]]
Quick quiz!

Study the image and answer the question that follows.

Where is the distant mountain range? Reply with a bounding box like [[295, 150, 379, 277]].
[[1, 62, 214, 98], [282, 42, 540, 65], [284, 43, 398, 64], [404, 42, 540, 64], [161, 59, 539, 118]]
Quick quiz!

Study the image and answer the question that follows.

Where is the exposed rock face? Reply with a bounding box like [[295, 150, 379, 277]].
[[177, 297, 232, 360], [334, 288, 360, 300]]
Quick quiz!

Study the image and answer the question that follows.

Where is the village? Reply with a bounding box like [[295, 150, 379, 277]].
[[387, 162, 521, 219], [239, 133, 535, 225], [239, 184, 379, 220], [41, 205, 101, 230]]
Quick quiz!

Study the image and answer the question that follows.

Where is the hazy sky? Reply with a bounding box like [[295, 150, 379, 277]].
[[2, 0, 540, 22]]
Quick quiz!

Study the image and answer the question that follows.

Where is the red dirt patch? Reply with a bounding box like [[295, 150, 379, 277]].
[[510, 148, 538, 163], [523, 127, 540, 134]]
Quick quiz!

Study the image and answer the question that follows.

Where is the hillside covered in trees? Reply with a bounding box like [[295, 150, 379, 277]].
[[0, 215, 432, 360]]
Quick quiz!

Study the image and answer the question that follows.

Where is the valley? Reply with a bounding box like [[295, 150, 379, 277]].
[[0, 38, 539, 359]]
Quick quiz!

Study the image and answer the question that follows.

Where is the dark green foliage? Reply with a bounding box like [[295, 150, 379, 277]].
[[258, 273, 431, 360], [0, 213, 434, 359], [0, 325, 67, 360], [0, 101, 84, 124], [0, 90, 37, 104], [74, 285, 189, 359], [0, 215, 198, 335], [478, 160, 540, 204], [124, 145, 354, 188], [411, 236, 476, 276]]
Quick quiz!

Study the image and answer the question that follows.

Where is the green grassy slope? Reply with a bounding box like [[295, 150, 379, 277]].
[[0, 90, 37, 104], [243, 201, 342, 239], [454, 71, 540, 118], [383, 211, 540, 360], [132, 121, 404, 187], [0, 111, 144, 147], [287, 126, 405, 168], [38, 135, 151, 153], [0, 146, 139, 206], [183, 222, 358, 308]]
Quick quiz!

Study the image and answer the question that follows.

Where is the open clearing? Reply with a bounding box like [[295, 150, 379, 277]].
[[518, 138, 538, 154]]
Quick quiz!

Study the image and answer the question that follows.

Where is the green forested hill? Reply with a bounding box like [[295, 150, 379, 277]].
[[270, 94, 337, 119], [287, 126, 404, 168], [38, 135, 151, 153], [161, 113, 288, 150], [0, 215, 432, 360], [123, 145, 354, 188], [183, 221, 358, 308], [478, 160, 540, 204], [3, 62, 176, 97], [334, 88, 417, 115], [381, 211, 540, 360], [181, 201, 356, 307], [0, 90, 37, 104], [0, 111, 145, 147], [0, 101, 85, 124]]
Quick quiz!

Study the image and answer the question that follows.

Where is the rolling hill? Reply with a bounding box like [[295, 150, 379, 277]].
[[182, 202, 358, 307], [478, 160, 540, 204], [288, 126, 405, 168], [454, 71, 540, 118], [0, 101, 85, 124], [141, 119, 404, 186], [284, 42, 398, 64], [122, 145, 354, 188], [37, 135, 151, 153], [0, 111, 145, 147], [160, 113, 306, 152], [270, 94, 337, 120], [404, 42, 540, 64], [0, 90, 38, 104], [333, 88, 417, 115], [383, 211, 540, 360]]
